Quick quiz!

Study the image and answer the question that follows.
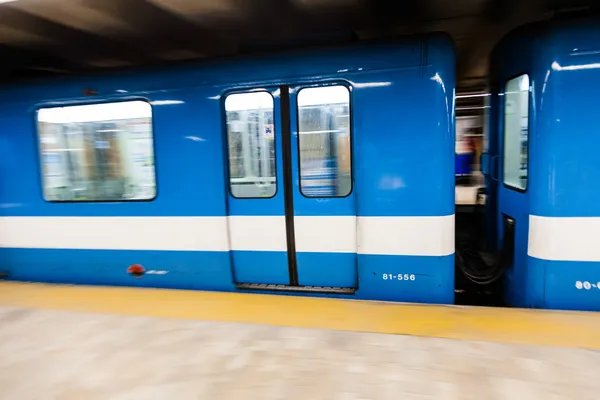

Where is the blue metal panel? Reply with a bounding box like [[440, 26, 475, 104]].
[[351, 69, 454, 217], [527, 23, 600, 311], [229, 251, 290, 285], [296, 252, 357, 287], [0, 248, 235, 291], [533, 51, 600, 217], [500, 199, 532, 308], [0, 248, 453, 303], [532, 258, 600, 311], [355, 254, 454, 304]]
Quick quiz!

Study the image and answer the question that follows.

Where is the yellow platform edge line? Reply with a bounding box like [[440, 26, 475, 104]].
[[1, 281, 599, 349]]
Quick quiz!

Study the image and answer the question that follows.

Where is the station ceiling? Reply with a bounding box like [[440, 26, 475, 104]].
[[0, 0, 597, 100]]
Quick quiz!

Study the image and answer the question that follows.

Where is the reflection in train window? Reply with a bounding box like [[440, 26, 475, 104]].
[[36, 101, 156, 202], [297, 85, 352, 197], [503, 74, 529, 191], [225, 92, 276, 198]]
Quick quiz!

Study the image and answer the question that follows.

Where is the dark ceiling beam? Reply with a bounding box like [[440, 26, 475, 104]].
[[354, 0, 432, 38], [482, 0, 518, 23], [0, 6, 154, 65], [0, 44, 83, 71], [454, 0, 510, 82], [291, 0, 364, 29], [455, 0, 549, 86], [80, 0, 237, 57], [231, 0, 308, 39], [230, 0, 357, 52], [0, 44, 88, 81]]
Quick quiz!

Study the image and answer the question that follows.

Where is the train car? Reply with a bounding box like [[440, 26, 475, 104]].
[[485, 17, 600, 311], [0, 33, 455, 304]]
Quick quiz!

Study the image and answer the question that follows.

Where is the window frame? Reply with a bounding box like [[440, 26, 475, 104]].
[[34, 98, 158, 203], [295, 82, 354, 199], [223, 89, 278, 200], [501, 73, 530, 193]]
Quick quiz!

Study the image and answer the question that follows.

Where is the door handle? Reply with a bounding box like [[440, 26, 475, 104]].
[[490, 155, 500, 182]]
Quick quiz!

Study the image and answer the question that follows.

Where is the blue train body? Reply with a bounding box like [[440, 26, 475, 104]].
[[0, 34, 456, 304], [486, 18, 600, 311]]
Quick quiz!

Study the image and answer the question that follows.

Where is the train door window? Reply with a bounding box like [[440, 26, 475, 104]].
[[36, 101, 156, 201], [297, 85, 351, 197], [503, 74, 529, 191], [225, 91, 276, 198]]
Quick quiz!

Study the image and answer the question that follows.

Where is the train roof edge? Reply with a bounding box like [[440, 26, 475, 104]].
[[0, 31, 455, 103], [490, 15, 600, 78]]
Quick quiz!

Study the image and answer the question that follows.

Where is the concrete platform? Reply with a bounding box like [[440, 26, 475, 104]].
[[1, 282, 600, 399]]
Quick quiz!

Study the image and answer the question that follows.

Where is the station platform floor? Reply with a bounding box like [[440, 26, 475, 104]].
[[1, 282, 600, 399]]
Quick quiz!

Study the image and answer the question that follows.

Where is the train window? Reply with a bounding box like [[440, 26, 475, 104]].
[[36, 101, 156, 202], [225, 92, 276, 198], [503, 74, 529, 191], [297, 85, 352, 197]]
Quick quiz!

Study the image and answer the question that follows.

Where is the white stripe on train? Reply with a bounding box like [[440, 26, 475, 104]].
[[528, 215, 600, 262], [0, 215, 455, 257]]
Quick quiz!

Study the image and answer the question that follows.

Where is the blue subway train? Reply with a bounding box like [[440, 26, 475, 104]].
[[484, 17, 600, 311], [0, 34, 456, 304]]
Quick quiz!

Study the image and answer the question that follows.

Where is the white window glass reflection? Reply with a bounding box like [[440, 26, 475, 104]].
[[297, 85, 351, 197], [503, 75, 529, 191], [37, 101, 156, 201], [225, 92, 276, 198]]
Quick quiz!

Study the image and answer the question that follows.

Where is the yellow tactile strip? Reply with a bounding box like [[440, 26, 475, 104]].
[[1, 281, 599, 349]]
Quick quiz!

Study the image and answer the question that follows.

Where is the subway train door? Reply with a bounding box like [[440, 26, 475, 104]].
[[288, 84, 357, 289], [225, 89, 289, 286], [224, 85, 357, 292], [497, 74, 530, 304]]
